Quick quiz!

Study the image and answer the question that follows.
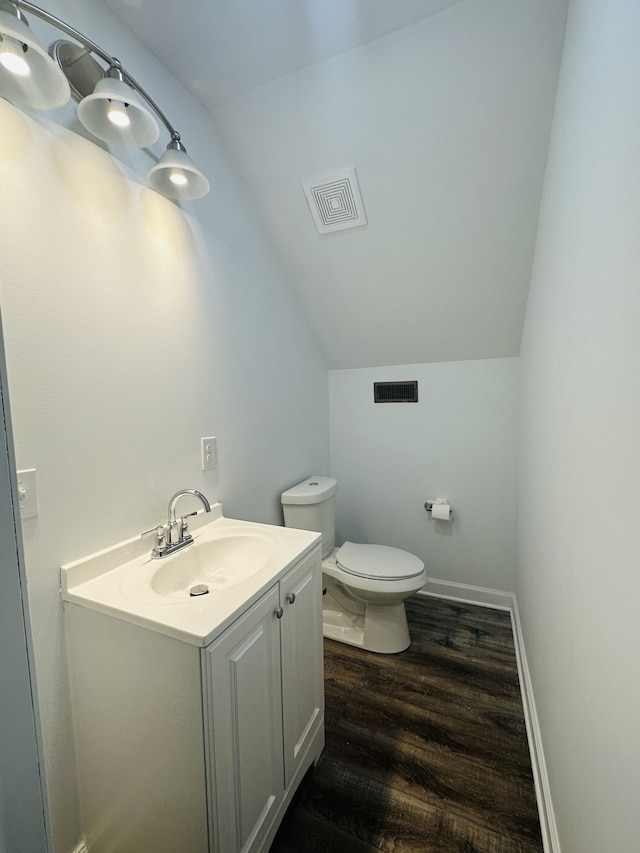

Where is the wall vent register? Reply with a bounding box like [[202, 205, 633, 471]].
[[374, 381, 419, 403]]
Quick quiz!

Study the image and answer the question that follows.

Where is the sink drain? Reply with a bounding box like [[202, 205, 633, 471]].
[[189, 584, 209, 597]]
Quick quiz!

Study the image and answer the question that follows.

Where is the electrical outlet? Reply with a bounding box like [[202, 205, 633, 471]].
[[201, 437, 217, 471], [17, 468, 38, 519]]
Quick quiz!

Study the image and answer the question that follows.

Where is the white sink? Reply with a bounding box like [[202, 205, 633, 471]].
[[61, 506, 321, 646], [150, 533, 274, 599]]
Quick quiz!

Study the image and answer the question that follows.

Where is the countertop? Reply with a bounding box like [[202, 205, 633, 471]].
[[61, 504, 321, 646]]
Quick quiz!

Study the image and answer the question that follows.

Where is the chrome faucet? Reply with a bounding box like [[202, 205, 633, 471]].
[[143, 489, 212, 559]]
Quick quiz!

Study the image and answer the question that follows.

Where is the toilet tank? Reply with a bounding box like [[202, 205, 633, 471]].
[[281, 476, 337, 558]]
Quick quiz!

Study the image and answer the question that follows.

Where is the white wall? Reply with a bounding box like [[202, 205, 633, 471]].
[[0, 2, 328, 850], [330, 358, 518, 591], [517, 1, 640, 851]]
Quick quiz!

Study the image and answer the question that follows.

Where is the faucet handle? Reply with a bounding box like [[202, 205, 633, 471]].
[[179, 511, 198, 538], [141, 524, 165, 539], [141, 525, 167, 553]]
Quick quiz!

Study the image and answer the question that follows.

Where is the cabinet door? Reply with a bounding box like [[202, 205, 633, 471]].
[[203, 587, 284, 853], [280, 549, 325, 786]]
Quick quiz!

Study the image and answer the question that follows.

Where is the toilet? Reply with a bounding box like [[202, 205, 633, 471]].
[[281, 476, 427, 654]]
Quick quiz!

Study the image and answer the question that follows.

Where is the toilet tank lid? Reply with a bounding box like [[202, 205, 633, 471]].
[[281, 476, 337, 505]]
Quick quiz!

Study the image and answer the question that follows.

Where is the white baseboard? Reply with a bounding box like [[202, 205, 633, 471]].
[[510, 598, 562, 853], [418, 578, 514, 611], [417, 579, 561, 853]]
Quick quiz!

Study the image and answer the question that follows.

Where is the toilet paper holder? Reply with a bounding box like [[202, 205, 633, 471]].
[[424, 499, 453, 517]]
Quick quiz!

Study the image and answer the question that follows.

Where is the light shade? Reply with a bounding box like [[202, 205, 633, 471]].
[[77, 73, 159, 148], [0, 8, 69, 109], [147, 142, 210, 201]]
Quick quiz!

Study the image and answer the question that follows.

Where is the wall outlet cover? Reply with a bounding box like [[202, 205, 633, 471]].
[[201, 437, 217, 471]]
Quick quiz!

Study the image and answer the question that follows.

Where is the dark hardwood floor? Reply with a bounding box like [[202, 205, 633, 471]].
[[271, 595, 542, 853]]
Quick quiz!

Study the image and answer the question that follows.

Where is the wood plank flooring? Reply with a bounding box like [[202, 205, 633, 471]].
[[270, 595, 542, 853]]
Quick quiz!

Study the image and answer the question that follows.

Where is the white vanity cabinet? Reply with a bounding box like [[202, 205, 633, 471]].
[[203, 548, 324, 853], [63, 528, 323, 853]]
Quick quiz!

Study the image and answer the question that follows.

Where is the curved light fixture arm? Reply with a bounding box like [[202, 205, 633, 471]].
[[14, 0, 180, 139]]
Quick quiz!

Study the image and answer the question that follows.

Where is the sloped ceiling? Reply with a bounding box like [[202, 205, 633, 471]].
[[104, 0, 569, 369]]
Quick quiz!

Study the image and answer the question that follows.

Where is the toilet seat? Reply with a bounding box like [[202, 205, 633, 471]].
[[335, 542, 424, 581]]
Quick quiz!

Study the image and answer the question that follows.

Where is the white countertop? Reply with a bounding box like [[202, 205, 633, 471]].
[[61, 504, 321, 647]]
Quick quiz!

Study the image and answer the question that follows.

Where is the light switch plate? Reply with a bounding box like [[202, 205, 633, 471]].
[[17, 468, 38, 519], [201, 437, 217, 471]]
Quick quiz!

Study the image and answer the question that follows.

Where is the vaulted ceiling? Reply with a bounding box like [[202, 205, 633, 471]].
[[104, 0, 569, 368]]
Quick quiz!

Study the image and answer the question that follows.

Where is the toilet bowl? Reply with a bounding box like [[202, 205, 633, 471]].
[[322, 541, 426, 653], [281, 477, 427, 654]]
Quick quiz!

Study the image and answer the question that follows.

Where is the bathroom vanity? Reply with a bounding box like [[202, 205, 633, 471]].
[[62, 505, 324, 853]]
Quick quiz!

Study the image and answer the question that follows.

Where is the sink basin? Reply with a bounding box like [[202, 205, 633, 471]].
[[149, 533, 275, 599], [63, 507, 323, 644]]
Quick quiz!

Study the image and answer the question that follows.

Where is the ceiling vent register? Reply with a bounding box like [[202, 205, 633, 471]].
[[303, 168, 367, 235], [374, 381, 419, 403]]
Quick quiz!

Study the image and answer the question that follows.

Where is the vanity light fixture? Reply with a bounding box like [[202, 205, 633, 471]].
[[148, 137, 210, 201], [76, 63, 160, 149], [0, 0, 209, 201], [0, 2, 69, 108]]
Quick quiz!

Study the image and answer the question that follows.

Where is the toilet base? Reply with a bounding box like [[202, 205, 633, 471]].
[[322, 597, 411, 654]]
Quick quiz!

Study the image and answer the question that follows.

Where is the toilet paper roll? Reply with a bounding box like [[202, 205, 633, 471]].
[[431, 502, 451, 521]]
